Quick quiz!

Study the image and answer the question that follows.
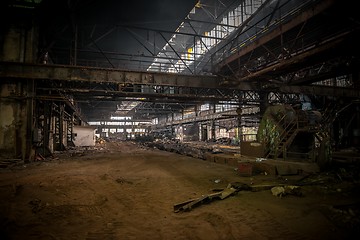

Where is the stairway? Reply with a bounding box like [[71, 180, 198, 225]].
[[266, 113, 299, 159]]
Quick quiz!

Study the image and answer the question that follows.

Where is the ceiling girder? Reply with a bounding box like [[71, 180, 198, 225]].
[[0, 61, 221, 88], [215, 0, 336, 72], [2, 61, 359, 100]]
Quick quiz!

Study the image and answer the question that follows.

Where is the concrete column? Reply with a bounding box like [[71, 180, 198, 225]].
[[0, 81, 29, 160], [59, 104, 64, 150], [0, 8, 38, 161], [211, 120, 216, 140]]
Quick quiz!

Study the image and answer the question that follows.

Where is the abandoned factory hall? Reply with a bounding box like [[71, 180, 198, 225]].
[[1, 0, 360, 239]]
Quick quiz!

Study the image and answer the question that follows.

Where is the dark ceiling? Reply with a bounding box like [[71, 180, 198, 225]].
[[35, 0, 197, 68]]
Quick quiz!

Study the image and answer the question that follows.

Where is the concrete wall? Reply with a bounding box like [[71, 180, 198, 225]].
[[73, 126, 96, 147], [0, 12, 38, 160], [0, 81, 29, 159], [1, 19, 38, 62]]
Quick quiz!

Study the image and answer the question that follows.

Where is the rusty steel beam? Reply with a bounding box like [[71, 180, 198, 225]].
[[157, 110, 239, 127], [2, 61, 358, 99], [279, 85, 360, 98], [238, 33, 347, 81], [37, 88, 237, 103], [216, 0, 336, 71], [0, 61, 222, 89]]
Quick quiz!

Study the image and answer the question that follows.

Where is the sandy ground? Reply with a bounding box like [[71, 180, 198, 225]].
[[0, 141, 359, 240]]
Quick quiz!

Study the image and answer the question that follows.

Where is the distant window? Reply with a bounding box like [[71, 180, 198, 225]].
[[200, 104, 210, 111]]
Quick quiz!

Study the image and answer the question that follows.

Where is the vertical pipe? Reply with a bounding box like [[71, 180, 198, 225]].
[[193, 36, 196, 74], [25, 79, 34, 161], [74, 23, 78, 66], [59, 104, 64, 151], [43, 101, 50, 152]]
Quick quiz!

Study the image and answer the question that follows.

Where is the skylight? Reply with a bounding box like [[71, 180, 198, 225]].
[[147, 0, 265, 74]]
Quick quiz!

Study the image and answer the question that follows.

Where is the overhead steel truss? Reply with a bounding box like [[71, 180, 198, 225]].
[[208, 0, 360, 103], [0, 61, 220, 88], [212, 0, 338, 72], [2, 61, 335, 122], [1, 61, 359, 99]]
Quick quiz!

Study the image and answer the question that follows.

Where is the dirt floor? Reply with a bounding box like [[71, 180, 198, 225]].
[[1, 141, 359, 240]]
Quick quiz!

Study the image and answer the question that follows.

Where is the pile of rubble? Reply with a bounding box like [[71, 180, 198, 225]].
[[143, 139, 228, 160]]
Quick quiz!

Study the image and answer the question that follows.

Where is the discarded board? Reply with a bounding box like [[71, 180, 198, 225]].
[[173, 183, 240, 213], [173, 192, 223, 213], [173, 181, 304, 212]]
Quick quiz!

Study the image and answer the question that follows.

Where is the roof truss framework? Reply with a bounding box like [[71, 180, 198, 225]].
[[1, 0, 360, 122], [213, 0, 360, 88]]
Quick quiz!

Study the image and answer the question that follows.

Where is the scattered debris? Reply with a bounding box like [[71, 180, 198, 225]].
[[256, 157, 267, 162], [212, 148, 223, 154], [251, 184, 280, 192], [271, 186, 285, 197], [214, 179, 221, 184], [115, 177, 133, 185], [35, 153, 46, 161], [271, 185, 302, 197], [96, 137, 106, 144], [143, 140, 239, 160]]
